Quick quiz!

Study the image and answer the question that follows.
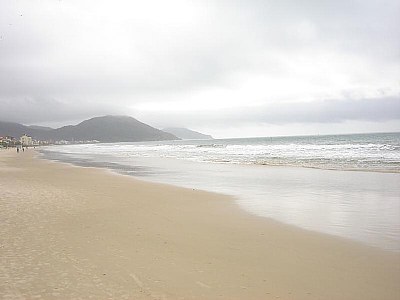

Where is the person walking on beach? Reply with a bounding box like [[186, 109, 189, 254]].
[[17, 147, 19, 153]]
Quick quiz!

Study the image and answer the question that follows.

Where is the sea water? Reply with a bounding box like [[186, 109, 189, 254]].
[[40, 132, 400, 251]]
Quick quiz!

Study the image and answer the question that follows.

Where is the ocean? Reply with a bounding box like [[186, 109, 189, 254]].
[[40, 132, 400, 251]]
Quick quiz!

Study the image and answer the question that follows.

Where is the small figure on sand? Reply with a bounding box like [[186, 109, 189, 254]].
[[17, 147, 19, 153]]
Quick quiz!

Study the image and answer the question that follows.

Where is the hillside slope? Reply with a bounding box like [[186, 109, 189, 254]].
[[1, 116, 179, 142], [50, 116, 178, 142], [163, 127, 213, 140]]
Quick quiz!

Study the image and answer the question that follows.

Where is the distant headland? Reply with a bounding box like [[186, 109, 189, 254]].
[[0, 115, 213, 146]]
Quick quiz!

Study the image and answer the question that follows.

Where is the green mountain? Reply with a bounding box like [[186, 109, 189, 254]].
[[0, 121, 45, 139], [0, 116, 179, 142]]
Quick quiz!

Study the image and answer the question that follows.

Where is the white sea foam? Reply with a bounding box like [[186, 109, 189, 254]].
[[46, 133, 400, 172], [40, 133, 400, 251]]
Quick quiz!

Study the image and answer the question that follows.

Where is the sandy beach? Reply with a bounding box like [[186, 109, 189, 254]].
[[0, 149, 399, 300]]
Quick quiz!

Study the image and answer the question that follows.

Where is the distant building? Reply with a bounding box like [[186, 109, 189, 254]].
[[0, 136, 17, 148], [20, 134, 33, 146]]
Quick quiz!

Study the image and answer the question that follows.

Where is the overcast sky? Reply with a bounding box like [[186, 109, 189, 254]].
[[1, 0, 399, 137]]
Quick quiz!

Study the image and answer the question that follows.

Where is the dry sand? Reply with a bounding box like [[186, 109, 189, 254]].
[[0, 149, 399, 299]]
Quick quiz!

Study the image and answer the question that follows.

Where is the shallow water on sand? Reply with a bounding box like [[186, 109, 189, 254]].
[[40, 148, 400, 252]]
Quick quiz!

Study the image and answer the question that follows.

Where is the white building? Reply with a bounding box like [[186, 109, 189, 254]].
[[20, 134, 33, 146]]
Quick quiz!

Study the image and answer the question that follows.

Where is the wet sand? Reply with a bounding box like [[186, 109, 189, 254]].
[[0, 149, 399, 299]]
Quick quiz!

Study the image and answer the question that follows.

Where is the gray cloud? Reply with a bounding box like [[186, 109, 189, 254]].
[[0, 0, 399, 135], [253, 96, 400, 124], [138, 96, 400, 127], [1, 97, 124, 125]]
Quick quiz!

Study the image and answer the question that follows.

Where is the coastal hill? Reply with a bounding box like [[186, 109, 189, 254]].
[[28, 125, 53, 131], [49, 116, 178, 142], [163, 127, 213, 140], [0, 116, 179, 142], [0, 121, 46, 139]]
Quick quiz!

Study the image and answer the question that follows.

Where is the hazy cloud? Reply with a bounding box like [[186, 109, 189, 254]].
[[135, 96, 400, 127], [0, 0, 399, 136], [1, 97, 124, 125], [253, 96, 400, 124]]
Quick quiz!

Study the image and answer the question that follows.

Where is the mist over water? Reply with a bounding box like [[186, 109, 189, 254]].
[[41, 132, 400, 251]]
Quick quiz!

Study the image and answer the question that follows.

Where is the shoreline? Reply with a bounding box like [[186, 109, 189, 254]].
[[1, 149, 399, 299], [38, 148, 400, 251], [39, 144, 400, 174]]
